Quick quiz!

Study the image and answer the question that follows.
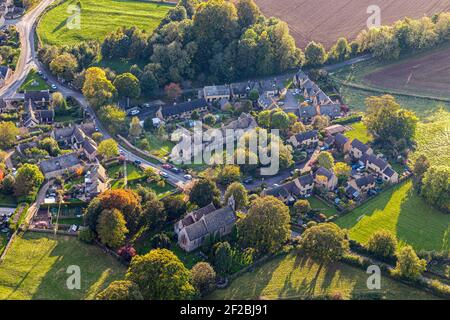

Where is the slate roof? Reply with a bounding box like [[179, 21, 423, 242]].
[[383, 166, 396, 178], [324, 136, 335, 146], [204, 85, 231, 97], [83, 139, 97, 155], [39, 153, 81, 174], [161, 99, 207, 117], [24, 90, 50, 103], [293, 130, 318, 143], [192, 203, 216, 221], [355, 175, 375, 188], [185, 206, 236, 241], [298, 174, 314, 186], [0, 65, 10, 79], [315, 167, 333, 180], [366, 154, 389, 171], [320, 104, 340, 118], [351, 139, 370, 153], [298, 105, 317, 118], [334, 133, 349, 148], [184, 220, 208, 241]]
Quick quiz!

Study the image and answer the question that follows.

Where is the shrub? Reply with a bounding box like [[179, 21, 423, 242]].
[[78, 228, 95, 244], [117, 245, 137, 262], [150, 233, 171, 249]]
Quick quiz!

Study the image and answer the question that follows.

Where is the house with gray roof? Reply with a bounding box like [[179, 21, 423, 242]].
[[334, 133, 350, 153], [156, 99, 208, 121], [202, 85, 231, 103], [349, 138, 373, 159], [349, 175, 376, 194], [262, 174, 315, 202], [289, 130, 319, 148], [175, 199, 237, 252], [314, 167, 338, 191], [360, 153, 399, 183], [39, 153, 83, 179]]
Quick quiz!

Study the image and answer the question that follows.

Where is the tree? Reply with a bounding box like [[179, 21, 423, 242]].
[[97, 139, 119, 159], [203, 114, 216, 126], [82, 67, 116, 109], [142, 197, 165, 229], [217, 165, 241, 186], [213, 241, 234, 275], [191, 262, 216, 296], [97, 280, 143, 300], [129, 116, 143, 138], [412, 155, 430, 188], [364, 95, 418, 146], [293, 199, 311, 217], [420, 166, 450, 213], [248, 89, 259, 102], [394, 245, 427, 279], [298, 223, 349, 262], [328, 37, 350, 63], [224, 182, 248, 210], [38, 137, 61, 157], [98, 189, 142, 232], [150, 233, 171, 249], [189, 179, 221, 208], [99, 105, 126, 135], [236, 0, 261, 29], [113, 73, 141, 99], [238, 196, 290, 253], [312, 115, 330, 130], [271, 110, 290, 130], [126, 249, 195, 299], [92, 132, 104, 144], [366, 230, 397, 258], [97, 209, 128, 248], [14, 164, 44, 197], [334, 162, 351, 183], [164, 82, 182, 101], [49, 53, 78, 81], [0, 122, 19, 149], [162, 194, 187, 221], [289, 121, 306, 136], [305, 41, 327, 66], [52, 92, 69, 115], [317, 151, 334, 170]]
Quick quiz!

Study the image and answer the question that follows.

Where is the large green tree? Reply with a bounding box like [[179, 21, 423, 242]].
[[394, 245, 427, 279], [238, 196, 290, 253], [366, 230, 398, 258], [305, 41, 326, 66], [298, 223, 349, 262], [189, 178, 221, 208], [97, 280, 143, 300], [126, 249, 195, 300], [97, 208, 128, 248], [191, 262, 216, 297], [224, 182, 249, 210], [82, 67, 117, 109], [113, 73, 141, 99], [14, 164, 44, 197], [0, 122, 19, 149], [421, 166, 450, 213]]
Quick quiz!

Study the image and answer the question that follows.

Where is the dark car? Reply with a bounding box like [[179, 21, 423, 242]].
[[134, 160, 142, 165], [170, 167, 181, 173]]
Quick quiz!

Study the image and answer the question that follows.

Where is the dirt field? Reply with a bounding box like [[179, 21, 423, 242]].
[[255, 0, 450, 48], [365, 47, 450, 98]]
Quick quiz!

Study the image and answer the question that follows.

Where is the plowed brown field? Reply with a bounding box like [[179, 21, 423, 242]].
[[254, 0, 450, 48], [364, 47, 450, 98]]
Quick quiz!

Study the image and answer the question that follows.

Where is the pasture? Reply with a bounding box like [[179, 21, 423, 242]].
[[208, 253, 439, 300], [336, 180, 450, 252], [0, 232, 126, 300], [37, 0, 173, 45], [254, 0, 450, 48]]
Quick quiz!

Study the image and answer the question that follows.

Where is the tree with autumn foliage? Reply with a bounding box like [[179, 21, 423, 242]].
[[164, 83, 182, 101]]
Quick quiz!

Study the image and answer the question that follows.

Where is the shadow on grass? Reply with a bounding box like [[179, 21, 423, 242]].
[[29, 233, 125, 300]]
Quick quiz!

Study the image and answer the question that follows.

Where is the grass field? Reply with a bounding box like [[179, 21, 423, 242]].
[[0, 232, 126, 300], [336, 180, 450, 252], [208, 253, 439, 300], [19, 69, 49, 92], [146, 132, 175, 159], [411, 109, 450, 167], [0, 193, 17, 207], [309, 196, 339, 218], [37, 0, 173, 46], [344, 121, 372, 144]]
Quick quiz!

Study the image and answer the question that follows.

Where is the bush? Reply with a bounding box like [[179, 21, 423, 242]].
[[150, 233, 171, 249], [78, 228, 95, 244], [332, 115, 362, 125], [117, 245, 137, 262]]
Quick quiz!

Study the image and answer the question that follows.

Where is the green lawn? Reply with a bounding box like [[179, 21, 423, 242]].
[[344, 121, 372, 144], [410, 109, 450, 167], [0, 234, 8, 256], [145, 132, 175, 159], [208, 253, 439, 300], [0, 232, 126, 300], [107, 163, 175, 198], [37, 0, 173, 46], [336, 180, 450, 252], [309, 196, 339, 218], [19, 70, 49, 92]]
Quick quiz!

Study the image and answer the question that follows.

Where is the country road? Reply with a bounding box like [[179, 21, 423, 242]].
[[0, 0, 187, 188]]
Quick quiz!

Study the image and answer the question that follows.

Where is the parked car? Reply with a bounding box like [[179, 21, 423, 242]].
[[243, 177, 254, 185], [170, 167, 181, 173], [184, 174, 192, 180], [162, 164, 173, 169], [134, 160, 142, 165], [159, 171, 169, 178], [51, 84, 57, 90]]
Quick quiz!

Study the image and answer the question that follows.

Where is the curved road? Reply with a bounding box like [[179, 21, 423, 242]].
[[0, 1, 187, 188]]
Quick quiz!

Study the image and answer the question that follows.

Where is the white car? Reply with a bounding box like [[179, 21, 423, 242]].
[[184, 174, 192, 180], [129, 109, 140, 116], [159, 171, 169, 178]]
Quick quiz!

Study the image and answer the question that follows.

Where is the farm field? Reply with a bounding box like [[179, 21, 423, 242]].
[[0, 232, 126, 300], [365, 47, 450, 99], [208, 253, 439, 300], [37, 0, 173, 46], [253, 0, 450, 48], [411, 109, 450, 167], [336, 180, 450, 252]]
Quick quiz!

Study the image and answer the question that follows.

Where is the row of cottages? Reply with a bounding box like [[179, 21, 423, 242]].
[[201, 79, 285, 104], [174, 198, 237, 252], [155, 99, 208, 121], [297, 103, 341, 123], [22, 90, 55, 128], [346, 175, 376, 198], [294, 70, 333, 106], [289, 130, 319, 149], [262, 174, 316, 204], [39, 153, 83, 179], [51, 124, 98, 161]]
